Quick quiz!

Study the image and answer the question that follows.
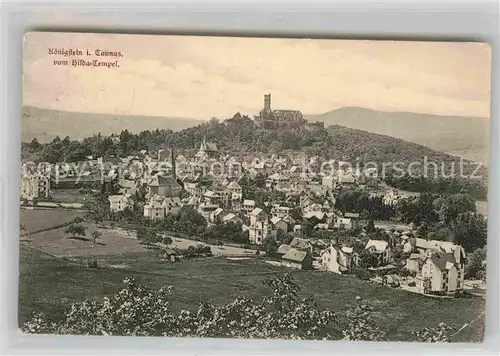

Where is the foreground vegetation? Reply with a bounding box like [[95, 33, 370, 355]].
[[19, 246, 485, 342]]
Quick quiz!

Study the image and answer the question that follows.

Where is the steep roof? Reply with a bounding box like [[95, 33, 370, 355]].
[[226, 181, 241, 189], [431, 252, 457, 271], [270, 217, 284, 226], [365, 239, 389, 253], [149, 175, 181, 188], [290, 237, 313, 251], [277, 244, 292, 255], [282, 248, 309, 263], [249, 207, 264, 217]]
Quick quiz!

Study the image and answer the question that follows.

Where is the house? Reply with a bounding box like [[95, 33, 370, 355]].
[[382, 274, 401, 287], [270, 217, 289, 235], [108, 194, 134, 212], [415, 250, 465, 295], [20, 174, 50, 202], [281, 248, 313, 270], [203, 190, 221, 205], [226, 181, 242, 209], [405, 253, 425, 273], [210, 207, 226, 224], [184, 181, 202, 197], [148, 175, 182, 198], [117, 178, 139, 196], [383, 189, 401, 206], [271, 205, 291, 219], [242, 199, 256, 214], [222, 213, 242, 225], [143, 196, 183, 219], [321, 245, 357, 274], [143, 198, 166, 219], [196, 136, 218, 159], [337, 174, 357, 188], [198, 202, 220, 221], [277, 244, 292, 257], [163, 197, 183, 216], [163, 248, 178, 262], [334, 217, 352, 230], [289, 237, 313, 254], [248, 208, 271, 245], [321, 175, 336, 191], [409, 239, 466, 295], [365, 239, 393, 266]]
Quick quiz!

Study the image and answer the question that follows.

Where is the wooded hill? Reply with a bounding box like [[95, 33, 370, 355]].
[[22, 112, 488, 198]]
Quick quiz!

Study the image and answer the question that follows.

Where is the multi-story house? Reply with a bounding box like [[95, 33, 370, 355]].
[[148, 174, 182, 198], [20, 174, 50, 202], [143, 198, 166, 219], [184, 181, 202, 197], [321, 245, 358, 274], [242, 199, 256, 214], [271, 204, 291, 219], [198, 202, 220, 222], [248, 208, 271, 245], [408, 239, 466, 295], [143, 196, 183, 219], [108, 194, 134, 212], [364, 239, 393, 266]]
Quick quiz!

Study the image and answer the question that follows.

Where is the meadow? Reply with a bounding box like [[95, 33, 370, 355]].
[[19, 244, 485, 342]]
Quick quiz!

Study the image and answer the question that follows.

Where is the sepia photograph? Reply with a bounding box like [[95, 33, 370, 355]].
[[19, 32, 491, 342]]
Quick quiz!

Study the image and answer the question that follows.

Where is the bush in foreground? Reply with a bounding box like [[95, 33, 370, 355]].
[[22, 274, 453, 342]]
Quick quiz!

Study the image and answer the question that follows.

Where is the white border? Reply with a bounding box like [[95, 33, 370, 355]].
[[1, 1, 499, 355]]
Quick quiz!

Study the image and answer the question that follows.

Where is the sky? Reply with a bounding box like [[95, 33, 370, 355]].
[[23, 32, 492, 119]]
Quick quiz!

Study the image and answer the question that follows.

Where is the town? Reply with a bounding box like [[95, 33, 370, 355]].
[[20, 94, 487, 300]]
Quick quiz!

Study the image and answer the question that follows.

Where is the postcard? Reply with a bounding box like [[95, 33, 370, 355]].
[[20, 32, 490, 342]]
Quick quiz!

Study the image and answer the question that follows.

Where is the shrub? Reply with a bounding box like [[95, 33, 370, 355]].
[[352, 267, 372, 281], [21, 275, 455, 342]]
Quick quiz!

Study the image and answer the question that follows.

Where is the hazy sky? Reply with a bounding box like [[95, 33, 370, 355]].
[[23, 32, 492, 119]]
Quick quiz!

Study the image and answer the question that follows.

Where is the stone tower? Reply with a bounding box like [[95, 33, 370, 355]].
[[264, 93, 271, 111]]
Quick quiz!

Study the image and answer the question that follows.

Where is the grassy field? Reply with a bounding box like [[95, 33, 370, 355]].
[[19, 245, 485, 342], [20, 208, 85, 232], [21, 223, 151, 258]]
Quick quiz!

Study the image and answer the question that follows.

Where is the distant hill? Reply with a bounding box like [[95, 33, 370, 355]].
[[21, 106, 204, 143], [306, 107, 490, 165]]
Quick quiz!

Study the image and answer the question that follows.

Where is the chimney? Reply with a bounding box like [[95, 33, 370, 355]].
[[170, 145, 176, 180]]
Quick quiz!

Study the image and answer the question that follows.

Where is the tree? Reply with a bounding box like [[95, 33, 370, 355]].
[[358, 249, 378, 269], [465, 246, 487, 280], [262, 237, 278, 257], [159, 234, 172, 246], [397, 193, 439, 226], [177, 206, 207, 235], [83, 196, 108, 227], [450, 212, 487, 253], [141, 228, 160, 248], [289, 207, 303, 223], [73, 216, 85, 224], [436, 193, 476, 224], [91, 231, 101, 245], [366, 219, 376, 233], [65, 224, 86, 239]]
